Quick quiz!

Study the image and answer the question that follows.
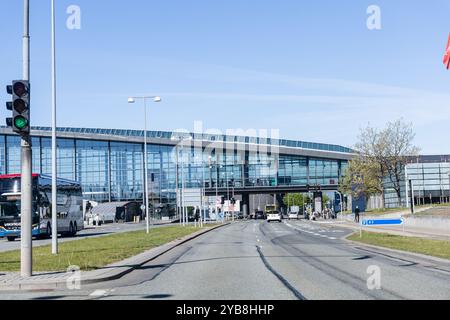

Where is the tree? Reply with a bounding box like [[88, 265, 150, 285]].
[[340, 157, 384, 201], [284, 193, 331, 210], [342, 119, 420, 208], [283, 194, 310, 209], [383, 120, 420, 206], [322, 194, 331, 208]]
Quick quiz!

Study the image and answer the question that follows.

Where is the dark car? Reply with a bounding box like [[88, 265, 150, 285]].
[[255, 211, 265, 220]]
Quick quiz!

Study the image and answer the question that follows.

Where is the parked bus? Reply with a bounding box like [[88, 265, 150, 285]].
[[0, 174, 84, 242]]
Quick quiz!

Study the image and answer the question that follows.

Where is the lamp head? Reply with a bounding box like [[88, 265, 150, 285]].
[[128, 97, 135, 104]]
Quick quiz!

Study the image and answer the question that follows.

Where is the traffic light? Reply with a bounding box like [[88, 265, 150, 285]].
[[231, 198, 236, 205], [6, 84, 13, 127], [6, 80, 30, 135]]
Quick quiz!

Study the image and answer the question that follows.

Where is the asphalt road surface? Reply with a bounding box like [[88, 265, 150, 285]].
[[1, 220, 450, 300]]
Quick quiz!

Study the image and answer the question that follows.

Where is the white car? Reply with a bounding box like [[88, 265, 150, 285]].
[[267, 212, 282, 223], [288, 213, 299, 220]]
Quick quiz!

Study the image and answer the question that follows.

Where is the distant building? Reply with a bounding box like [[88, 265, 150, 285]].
[[384, 155, 450, 208]]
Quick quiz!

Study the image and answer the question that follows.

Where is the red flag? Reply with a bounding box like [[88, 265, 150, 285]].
[[444, 34, 450, 69]]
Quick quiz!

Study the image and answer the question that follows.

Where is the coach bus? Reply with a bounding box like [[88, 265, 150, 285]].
[[0, 174, 84, 242]]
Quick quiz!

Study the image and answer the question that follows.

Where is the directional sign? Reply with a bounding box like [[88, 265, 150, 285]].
[[362, 219, 404, 226]]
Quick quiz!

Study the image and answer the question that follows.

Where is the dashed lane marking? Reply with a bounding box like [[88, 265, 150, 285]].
[[90, 290, 108, 297], [285, 222, 340, 241]]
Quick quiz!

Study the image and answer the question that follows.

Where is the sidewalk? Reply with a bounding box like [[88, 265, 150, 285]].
[[0, 223, 230, 291]]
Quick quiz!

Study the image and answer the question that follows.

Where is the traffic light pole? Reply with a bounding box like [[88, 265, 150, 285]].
[[21, 0, 33, 278]]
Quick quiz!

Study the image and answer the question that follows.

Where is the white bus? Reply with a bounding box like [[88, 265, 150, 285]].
[[0, 174, 84, 242]]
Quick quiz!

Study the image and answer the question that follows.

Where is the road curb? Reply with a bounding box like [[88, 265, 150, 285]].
[[0, 223, 231, 291], [344, 231, 450, 268]]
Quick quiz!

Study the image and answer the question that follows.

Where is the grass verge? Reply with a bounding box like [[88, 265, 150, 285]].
[[0, 225, 212, 272], [348, 231, 450, 261]]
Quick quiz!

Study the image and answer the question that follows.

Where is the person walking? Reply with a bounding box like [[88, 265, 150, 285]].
[[355, 206, 361, 223]]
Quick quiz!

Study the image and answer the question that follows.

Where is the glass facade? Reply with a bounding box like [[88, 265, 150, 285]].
[[110, 142, 143, 202], [384, 161, 450, 208], [0, 129, 351, 208]]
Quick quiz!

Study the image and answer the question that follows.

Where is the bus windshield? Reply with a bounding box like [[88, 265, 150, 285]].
[[0, 178, 22, 195], [0, 177, 37, 220], [0, 199, 21, 218]]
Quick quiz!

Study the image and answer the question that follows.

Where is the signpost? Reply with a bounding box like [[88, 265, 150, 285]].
[[362, 219, 404, 226], [360, 218, 405, 238]]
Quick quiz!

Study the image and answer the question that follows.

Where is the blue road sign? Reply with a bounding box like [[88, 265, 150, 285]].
[[362, 219, 404, 226]]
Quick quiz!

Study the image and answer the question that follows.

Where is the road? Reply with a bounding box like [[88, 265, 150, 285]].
[[1, 220, 450, 300], [0, 222, 169, 253]]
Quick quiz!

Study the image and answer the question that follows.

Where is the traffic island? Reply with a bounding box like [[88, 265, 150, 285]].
[[0, 223, 229, 291], [347, 231, 450, 261]]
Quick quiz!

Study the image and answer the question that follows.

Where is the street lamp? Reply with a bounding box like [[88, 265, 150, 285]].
[[51, 0, 58, 256], [209, 156, 224, 222], [194, 155, 205, 228], [128, 96, 162, 234], [171, 134, 193, 226], [335, 191, 344, 220]]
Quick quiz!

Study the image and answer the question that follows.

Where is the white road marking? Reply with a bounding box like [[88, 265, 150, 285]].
[[90, 290, 108, 297], [285, 221, 341, 241]]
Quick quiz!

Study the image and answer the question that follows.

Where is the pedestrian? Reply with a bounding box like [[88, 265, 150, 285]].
[[194, 207, 200, 225], [355, 206, 361, 223]]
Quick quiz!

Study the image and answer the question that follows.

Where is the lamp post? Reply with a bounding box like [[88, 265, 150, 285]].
[[335, 191, 344, 220], [50, 0, 59, 256], [171, 134, 192, 226], [209, 156, 222, 222], [201, 156, 207, 226], [128, 96, 162, 234], [194, 155, 205, 228], [175, 145, 180, 225]]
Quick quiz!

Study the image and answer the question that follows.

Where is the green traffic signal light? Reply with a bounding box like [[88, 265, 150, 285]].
[[14, 116, 28, 130]]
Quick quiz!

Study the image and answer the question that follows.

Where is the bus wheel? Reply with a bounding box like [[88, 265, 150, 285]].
[[7, 237, 16, 242]]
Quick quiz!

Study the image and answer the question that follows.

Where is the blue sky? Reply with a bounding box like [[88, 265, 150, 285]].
[[1, 0, 450, 153]]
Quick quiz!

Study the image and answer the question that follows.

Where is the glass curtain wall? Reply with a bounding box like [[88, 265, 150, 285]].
[[0, 133, 348, 205]]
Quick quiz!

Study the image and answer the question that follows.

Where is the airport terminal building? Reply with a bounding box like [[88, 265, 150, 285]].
[[0, 126, 353, 212], [384, 155, 450, 208]]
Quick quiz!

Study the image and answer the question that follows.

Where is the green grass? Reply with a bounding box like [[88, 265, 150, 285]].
[[341, 208, 402, 216], [365, 208, 404, 214], [348, 231, 450, 260], [0, 225, 212, 272]]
